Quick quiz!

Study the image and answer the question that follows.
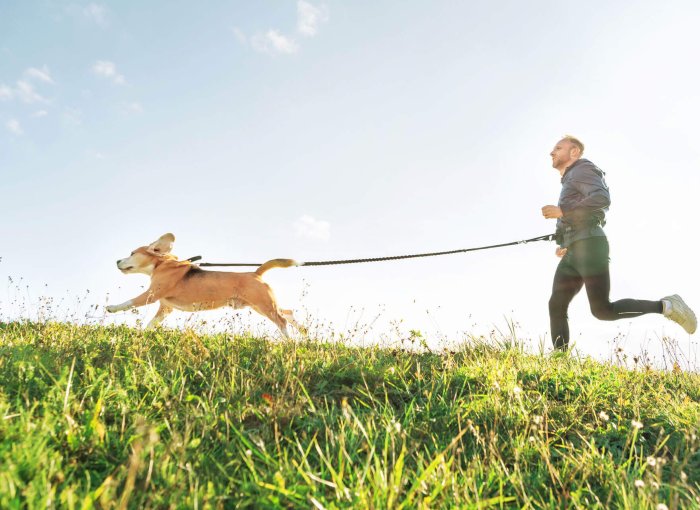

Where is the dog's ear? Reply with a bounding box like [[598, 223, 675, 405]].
[[147, 233, 175, 255]]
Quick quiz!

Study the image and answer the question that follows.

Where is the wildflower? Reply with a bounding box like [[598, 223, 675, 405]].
[[657, 504, 668, 510], [512, 385, 522, 396], [598, 411, 610, 422], [646, 456, 657, 467], [245, 449, 252, 457], [635, 480, 645, 488], [631, 420, 643, 430], [532, 415, 543, 425], [681, 471, 688, 482], [528, 436, 536, 443]]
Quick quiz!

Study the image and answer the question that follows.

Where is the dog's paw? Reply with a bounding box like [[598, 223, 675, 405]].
[[106, 305, 119, 313]]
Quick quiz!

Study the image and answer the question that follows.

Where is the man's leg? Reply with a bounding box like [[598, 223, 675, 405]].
[[576, 237, 663, 320], [549, 256, 584, 350]]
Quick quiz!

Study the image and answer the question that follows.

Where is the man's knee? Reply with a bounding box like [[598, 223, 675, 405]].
[[590, 303, 614, 321]]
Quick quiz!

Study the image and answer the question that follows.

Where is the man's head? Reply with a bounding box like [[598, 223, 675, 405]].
[[550, 135, 584, 173]]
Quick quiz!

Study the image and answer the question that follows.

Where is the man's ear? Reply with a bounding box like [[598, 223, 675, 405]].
[[147, 233, 175, 255]]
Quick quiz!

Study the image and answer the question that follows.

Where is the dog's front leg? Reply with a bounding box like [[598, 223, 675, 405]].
[[106, 290, 157, 313]]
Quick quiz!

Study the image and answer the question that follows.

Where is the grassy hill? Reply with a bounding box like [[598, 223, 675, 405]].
[[0, 321, 699, 509]]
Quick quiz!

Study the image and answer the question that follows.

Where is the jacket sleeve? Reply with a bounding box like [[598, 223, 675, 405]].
[[560, 162, 610, 225]]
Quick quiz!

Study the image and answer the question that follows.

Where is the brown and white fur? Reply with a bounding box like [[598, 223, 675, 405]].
[[106, 233, 302, 336]]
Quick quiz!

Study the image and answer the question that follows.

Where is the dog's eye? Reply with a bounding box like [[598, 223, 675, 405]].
[[154, 248, 160, 252]]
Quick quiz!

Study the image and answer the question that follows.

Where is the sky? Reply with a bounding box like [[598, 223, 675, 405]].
[[1, 1, 699, 367]]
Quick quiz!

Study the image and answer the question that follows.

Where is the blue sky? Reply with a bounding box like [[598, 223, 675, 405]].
[[2, 1, 699, 363]]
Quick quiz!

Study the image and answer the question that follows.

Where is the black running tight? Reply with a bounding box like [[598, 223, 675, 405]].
[[548, 236, 662, 349]]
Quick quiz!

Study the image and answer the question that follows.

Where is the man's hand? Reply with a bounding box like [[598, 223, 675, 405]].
[[541, 205, 563, 219], [556, 247, 568, 258]]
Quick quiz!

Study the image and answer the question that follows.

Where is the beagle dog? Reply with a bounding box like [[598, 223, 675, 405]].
[[106, 233, 301, 336]]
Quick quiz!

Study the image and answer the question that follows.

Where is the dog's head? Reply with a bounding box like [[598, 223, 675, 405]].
[[116, 233, 175, 275]]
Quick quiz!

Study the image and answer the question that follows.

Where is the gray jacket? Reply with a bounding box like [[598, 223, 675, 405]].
[[556, 158, 610, 248]]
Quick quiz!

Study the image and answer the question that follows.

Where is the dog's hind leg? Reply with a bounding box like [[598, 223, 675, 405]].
[[281, 309, 307, 335], [146, 303, 172, 329], [251, 303, 290, 338]]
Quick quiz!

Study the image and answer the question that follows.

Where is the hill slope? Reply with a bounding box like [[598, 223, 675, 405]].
[[1, 322, 699, 509]]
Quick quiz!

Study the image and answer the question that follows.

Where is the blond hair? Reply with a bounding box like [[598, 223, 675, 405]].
[[561, 135, 584, 155]]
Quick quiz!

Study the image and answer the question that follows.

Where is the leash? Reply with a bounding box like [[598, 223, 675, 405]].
[[185, 233, 555, 268]]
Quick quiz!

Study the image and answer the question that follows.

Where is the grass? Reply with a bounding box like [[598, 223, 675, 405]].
[[0, 321, 699, 509]]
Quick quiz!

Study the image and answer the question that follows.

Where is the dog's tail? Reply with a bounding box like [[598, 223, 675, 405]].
[[255, 259, 299, 276]]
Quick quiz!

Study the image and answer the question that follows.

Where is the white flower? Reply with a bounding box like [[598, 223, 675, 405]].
[[646, 456, 657, 467], [532, 415, 543, 425], [635, 479, 645, 488], [631, 420, 643, 430], [598, 411, 610, 422], [512, 386, 522, 396], [657, 504, 669, 510]]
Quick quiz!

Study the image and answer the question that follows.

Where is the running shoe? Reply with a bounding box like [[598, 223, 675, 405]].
[[662, 294, 697, 334]]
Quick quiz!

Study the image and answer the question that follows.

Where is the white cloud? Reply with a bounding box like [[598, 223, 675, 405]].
[[232, 27, 248, 45], [32, 110, 49, 118], [0, 84, 12, 101], [252, 30, 299, 55], [25, 65, 54, 84], [6, 119, 23, 135], [63, 107, 82, 126], [16, 80, 48, 103], [1, 67, 54, 104], [297, 1, 329, 37], [92, 60, 125, 85], [83, 3, 109, 27], [86, 149, 106, 160], [294, 215, 331, 241], [122, 101, 143, 113]]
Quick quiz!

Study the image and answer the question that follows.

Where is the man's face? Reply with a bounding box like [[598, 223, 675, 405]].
[[550, 139, 577, 170]]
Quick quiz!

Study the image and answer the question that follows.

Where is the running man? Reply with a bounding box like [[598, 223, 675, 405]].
[[541, 135, 696, 350]]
